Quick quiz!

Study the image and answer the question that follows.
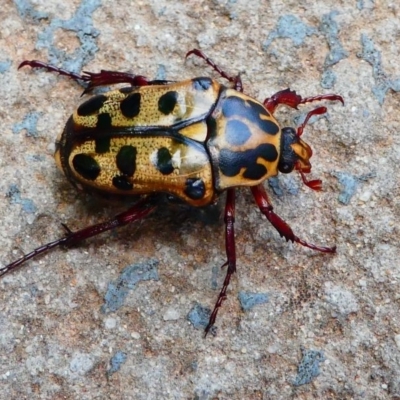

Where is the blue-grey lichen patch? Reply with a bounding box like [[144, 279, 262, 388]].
[[12, 112, 42, 137], [156, 64, 167, 80], [293, 346, 326, 386], [32, 0, 101, 73], [320, 12, 348, 89], [321, 69, 337, 89], [268, 175, 299, 197], [69, 352, 94, 375], [263, 15, 316, 51], [238, 291, 268, 312], [6, 184, 37, 214], [332, 171, 376, 205], [101, 259, 159, 313], [187, 302, 211, 329], [191, 360, 198, 372], [320, 12, 348, 68], [268, 177, 284, 197], [356, 0, 375, 10], [107, 351, 127, 377], [0, 60, 12, 73], [333, 172, 358, 205], [14, 0, 49, 21], [357, 34, 400, 104], [26, 154, 46, 163]]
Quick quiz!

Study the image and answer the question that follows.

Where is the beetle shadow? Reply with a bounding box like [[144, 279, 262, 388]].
[[160, 194, 224, 227], [52, 187, 225, 249]]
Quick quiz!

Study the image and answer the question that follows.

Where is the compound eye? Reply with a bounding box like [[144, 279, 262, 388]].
[[278, 161, 294, 174]]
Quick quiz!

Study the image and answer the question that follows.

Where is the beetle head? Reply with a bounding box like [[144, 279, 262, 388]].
[[278, 127, 321, 190]]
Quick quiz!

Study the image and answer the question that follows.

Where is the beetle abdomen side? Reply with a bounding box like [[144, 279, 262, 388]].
[[206, 89, 282, 190]]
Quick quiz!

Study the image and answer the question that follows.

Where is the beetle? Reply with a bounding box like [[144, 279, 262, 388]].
[[1, 49, 343, 335]]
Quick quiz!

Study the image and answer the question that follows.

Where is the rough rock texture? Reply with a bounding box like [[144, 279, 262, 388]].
[[1, 1, 399, 399]]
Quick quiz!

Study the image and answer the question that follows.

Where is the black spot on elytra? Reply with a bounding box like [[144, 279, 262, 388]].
[[218, 143, 278, 180], [155, 147, 174, 175], [207, 117, 218, 138], [192, 77, 212, 91], [96, 113, 112, 130], [95, 136, 111, 153], [116, 145, 137, 177], [120, 92, 141, 118], [225, 119, 252, 146], [112, 175, 133, 191], [72, 154, 100, 180], [158, 91, 178, 115], [222, 96, 279, 135], [184, 178, 206, 200], [77, 95, 107, 116]]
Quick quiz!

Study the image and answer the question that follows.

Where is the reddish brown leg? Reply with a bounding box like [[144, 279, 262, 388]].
[[297, 168, 323, 191], [299, 93, 344, 106], [296, 106, 327, 137], [0, 196, 158, 278], [288, 105, 328, 192], [263, 88, 344, 114], [186, 49, 243, 92], [294, 106, 332, 191], [251, 184, 336, 253], [205, 188, 236, 336], [18, 60, 168, 93]]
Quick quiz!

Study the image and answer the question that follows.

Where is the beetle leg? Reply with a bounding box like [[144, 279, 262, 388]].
[[250, 184, 336, 253], [18, 60, 168, 94], [186, 49, 243, 92], [296, 106, 327, 137], [80, 71, 152, 93], [299, 93, 344, 106], [297, 169, 322, 191], [0, 196, 158, 278], [294, 106, 329, 191], [264, 89, 302, 113], [19, 60, 93, 83], [205, 188, 237, 336], [263, 88, 344, 113]]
